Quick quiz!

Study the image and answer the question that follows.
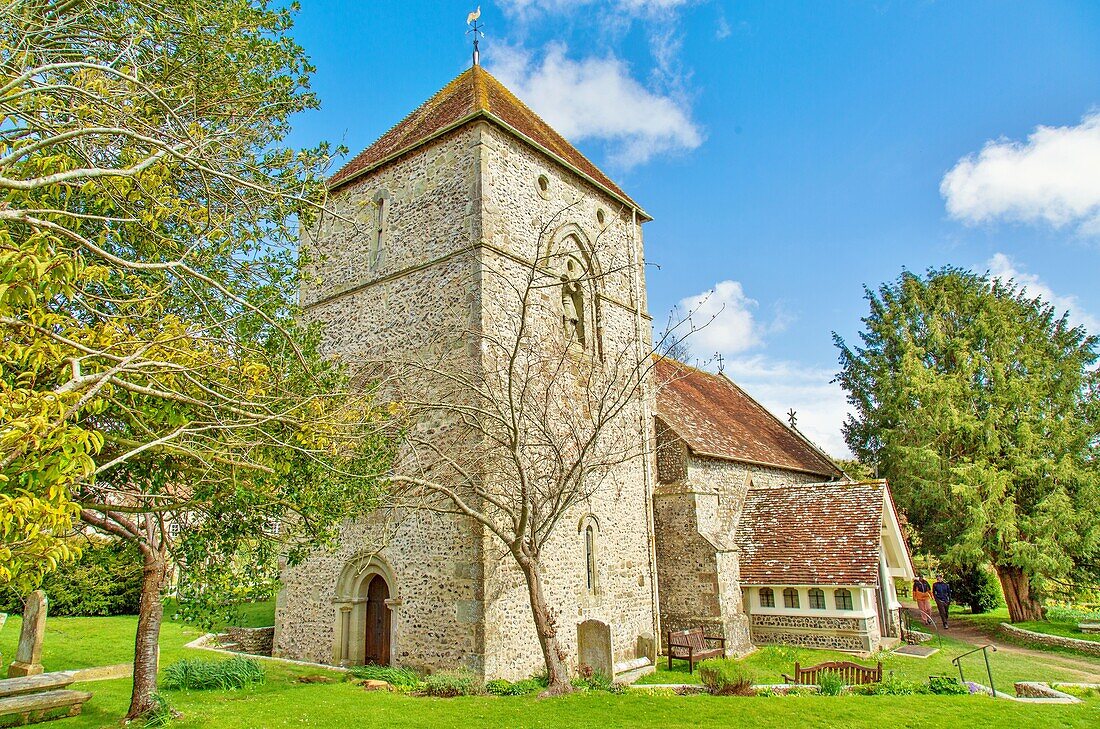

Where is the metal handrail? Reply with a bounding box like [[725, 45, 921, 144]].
[[951, 644, 998, 697]]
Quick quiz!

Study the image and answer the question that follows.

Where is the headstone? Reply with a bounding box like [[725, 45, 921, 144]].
[[577, 619, 613, 678], [7, 590, 47, 678]]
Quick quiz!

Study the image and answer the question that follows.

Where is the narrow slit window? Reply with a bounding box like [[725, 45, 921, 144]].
[[584, 524, 597, 592]]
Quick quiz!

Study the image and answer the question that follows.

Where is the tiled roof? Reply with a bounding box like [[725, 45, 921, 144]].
[[328, 66, 645, 214], [654, 358, 841, 477], [734, 481, 886, 586]]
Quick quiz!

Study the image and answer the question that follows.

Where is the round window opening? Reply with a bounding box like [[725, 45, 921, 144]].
[[596, 209, 606, 225], [537, 174, 550, 197]]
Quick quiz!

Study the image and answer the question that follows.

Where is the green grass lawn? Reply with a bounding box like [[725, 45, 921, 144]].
[[1, 611, 1098, 728], [954, 607, 1100, 644], [640, 631, 1100, 695]]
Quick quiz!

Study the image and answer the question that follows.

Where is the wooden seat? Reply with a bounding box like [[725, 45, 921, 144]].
[[0, 674, 75, 699], [0, 689, 92, 725], [666, 628, 725, 673], [781, 660, 882, 686]]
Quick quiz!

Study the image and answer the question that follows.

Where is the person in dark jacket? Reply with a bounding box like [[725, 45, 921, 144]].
[[933, 576, 952, 628]]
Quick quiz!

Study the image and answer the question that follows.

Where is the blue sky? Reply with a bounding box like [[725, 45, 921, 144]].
[[286, 1, 1100, 456]]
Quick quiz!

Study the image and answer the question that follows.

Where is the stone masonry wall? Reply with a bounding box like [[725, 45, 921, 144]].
[[476, 124, 658, 680], [276, 127, 487, 673]]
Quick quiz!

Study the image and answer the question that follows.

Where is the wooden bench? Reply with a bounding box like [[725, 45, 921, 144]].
[[781, 660, 883, 686], [666, 628, 725, 673], [0, 690, 92, 725]]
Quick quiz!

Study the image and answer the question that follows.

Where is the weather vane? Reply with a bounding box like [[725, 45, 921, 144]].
[[466, 6, 484, 67]]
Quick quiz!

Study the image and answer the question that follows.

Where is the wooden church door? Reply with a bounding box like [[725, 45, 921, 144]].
[[364, 575, 391, 665]]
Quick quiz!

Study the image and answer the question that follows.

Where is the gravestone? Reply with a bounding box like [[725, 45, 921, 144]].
[[7, 591, 47, 678], [576, 619, 612, 678]]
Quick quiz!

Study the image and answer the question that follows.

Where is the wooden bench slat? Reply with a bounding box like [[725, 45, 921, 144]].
[[0, 673, 75, 699], [782, 660, 882, 686]]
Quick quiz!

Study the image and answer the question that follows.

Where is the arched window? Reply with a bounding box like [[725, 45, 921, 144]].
[[834, 588, 854, 611], [759, 587, 775, 608], [584, 524, 596, 591], [783, 588, 799, 609], [809, 588, 826, 609]]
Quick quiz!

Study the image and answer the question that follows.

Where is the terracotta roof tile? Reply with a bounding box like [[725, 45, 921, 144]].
[[328, 66, 645, 214], [734, 481, 886, 586], [654, 358, 841, 477]]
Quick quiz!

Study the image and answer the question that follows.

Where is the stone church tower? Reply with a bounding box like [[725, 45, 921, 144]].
[[274, 65, 661, 680]]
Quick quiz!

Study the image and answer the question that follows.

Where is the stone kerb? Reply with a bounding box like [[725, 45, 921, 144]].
[[1000, 623, 1100, 656]]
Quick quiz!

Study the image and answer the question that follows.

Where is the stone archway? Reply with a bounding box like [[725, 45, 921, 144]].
[[333, 554, 398, 665]]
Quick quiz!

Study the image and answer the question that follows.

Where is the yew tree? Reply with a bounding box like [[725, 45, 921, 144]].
[[1, 0, 390, 719], [835, 267, 1099, 622]]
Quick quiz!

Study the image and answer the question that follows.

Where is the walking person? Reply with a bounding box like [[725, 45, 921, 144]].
[[912, 574, 934, 626], [933, 575, 952, 628]]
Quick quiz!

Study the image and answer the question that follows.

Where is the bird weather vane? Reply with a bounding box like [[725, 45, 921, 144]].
[[466, 6, 484, 66]]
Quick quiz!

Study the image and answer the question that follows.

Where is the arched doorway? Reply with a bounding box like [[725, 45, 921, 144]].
[[364, 575, 391, 665], [333, 554, 398, 666]]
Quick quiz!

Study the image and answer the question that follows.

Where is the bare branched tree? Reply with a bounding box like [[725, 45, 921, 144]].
[[357, 204, 705, 695]]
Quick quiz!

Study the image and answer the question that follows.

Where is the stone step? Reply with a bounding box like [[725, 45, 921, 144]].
[[0, 689, 93, 724], [0, 673, 74, 699], [614, 657, 652, 674]]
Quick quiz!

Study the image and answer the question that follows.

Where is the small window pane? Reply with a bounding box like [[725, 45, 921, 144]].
[[759, 588, 775, 608], [809, 588, 825, 610], [783, 588, 799, 609], [835, 589, 854, 611], [584, 525, 596, 592]]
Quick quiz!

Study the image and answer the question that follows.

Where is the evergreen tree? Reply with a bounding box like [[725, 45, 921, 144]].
[[835, 267, 1099, 622]]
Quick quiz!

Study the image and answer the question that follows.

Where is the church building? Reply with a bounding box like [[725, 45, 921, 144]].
[[273, 61, 913, 680]]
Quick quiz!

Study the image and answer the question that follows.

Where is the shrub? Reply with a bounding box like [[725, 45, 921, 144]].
[[138, 693, 173, 727], [0, 538, 142, 617], [573, 664, 615, 692], [485, 677, 545, 696], [697, 659, 755, 696], [1054, 684, 1098, 699], [927, 675, 968, 695], [348, 664, 421, 689], [816, 671, 846, 696], [851, 674, 924, 696], [944, 564, 1003, 614], [420, 670, 482, 697], [160, 656, 265, 691]]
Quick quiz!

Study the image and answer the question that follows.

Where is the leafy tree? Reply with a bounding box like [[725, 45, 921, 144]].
[[1, 0, 391, 719], [943, 563, 1003, 615], [835, 267, 1099, 622]]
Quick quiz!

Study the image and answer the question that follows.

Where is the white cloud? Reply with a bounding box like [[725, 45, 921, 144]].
[[715, 15, 732, 40], [670, 280, 850, 457], [941, 111, 1100, 236], [987, 253, 1099, 334], [490, 43, 703, 166], [722, 356, 851, 459], [675, 280, 764, 355]]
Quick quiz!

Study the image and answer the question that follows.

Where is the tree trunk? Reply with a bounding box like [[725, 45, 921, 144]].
[[127, 552, 168, 719], [994, 563, 1044, 623], [516, 554, 573, 696]]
